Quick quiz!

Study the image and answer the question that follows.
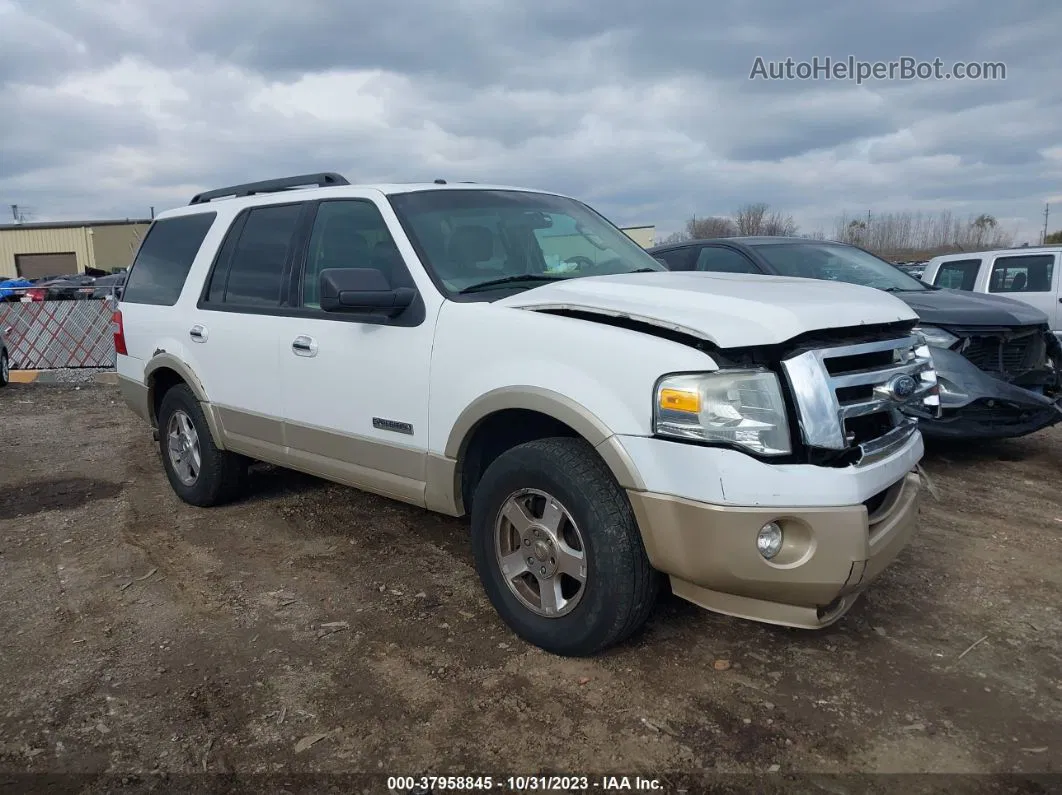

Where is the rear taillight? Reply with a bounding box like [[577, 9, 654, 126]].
[[112, 309, 128, 355]]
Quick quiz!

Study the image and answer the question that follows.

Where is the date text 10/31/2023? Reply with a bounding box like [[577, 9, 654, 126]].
[[387, 775, 665, 792]]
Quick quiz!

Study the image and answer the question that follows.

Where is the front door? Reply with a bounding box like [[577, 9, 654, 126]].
[[276, 196, 441, 506], [985, 252, 1060, 331]]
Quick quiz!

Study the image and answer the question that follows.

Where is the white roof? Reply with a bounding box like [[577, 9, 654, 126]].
[[159, 182, 570, 219], [930, 245, 1062, 261]]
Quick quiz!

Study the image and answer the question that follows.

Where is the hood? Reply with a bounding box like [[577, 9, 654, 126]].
[[497, 271, 917, 348], [895, 287, 1049, 328]]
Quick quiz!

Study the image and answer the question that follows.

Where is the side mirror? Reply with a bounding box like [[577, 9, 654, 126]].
[[319, 268, 415, 318]]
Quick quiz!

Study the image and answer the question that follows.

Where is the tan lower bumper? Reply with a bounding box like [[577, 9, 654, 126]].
[[117, 374, 152, 424], [627, 472, 921, 629]]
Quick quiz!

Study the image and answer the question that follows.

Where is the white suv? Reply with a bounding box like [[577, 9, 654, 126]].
[[114, 173, 938, 656]]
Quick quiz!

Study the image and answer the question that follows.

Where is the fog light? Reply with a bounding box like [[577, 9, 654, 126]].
[[757, 522, 783, 560]]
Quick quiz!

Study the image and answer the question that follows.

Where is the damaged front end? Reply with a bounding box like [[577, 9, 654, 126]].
[[917, 323, 1062, 439]]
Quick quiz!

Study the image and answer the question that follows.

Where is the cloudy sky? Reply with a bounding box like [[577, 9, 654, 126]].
[[2, 0, 1061, 242]]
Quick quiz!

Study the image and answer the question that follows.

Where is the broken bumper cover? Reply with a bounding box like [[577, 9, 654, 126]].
[[627, 471, 921, 629], [919, 347, 1062, 439]]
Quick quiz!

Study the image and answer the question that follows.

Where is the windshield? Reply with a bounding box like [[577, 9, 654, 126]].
[[753, 242, 929, 292], [387, 189, 666, 296]]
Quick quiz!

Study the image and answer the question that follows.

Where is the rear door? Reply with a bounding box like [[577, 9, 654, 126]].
[[186, 200, 309, 459], [984, 252, 1060, 330]]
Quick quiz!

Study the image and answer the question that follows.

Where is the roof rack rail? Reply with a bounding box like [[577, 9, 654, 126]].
[[189, 172, 350, 205]]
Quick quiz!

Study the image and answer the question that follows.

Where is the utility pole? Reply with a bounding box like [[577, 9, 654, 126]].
[[150, 206, 155, 219], [1042, 203, 1050, 245]]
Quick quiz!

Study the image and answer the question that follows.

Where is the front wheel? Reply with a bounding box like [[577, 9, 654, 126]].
[[0, 350, 8, 387], [470, 437, 659, 656]]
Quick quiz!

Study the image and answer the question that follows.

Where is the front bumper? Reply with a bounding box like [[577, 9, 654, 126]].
[[627, 471, 921, 628], [919, 347, 1062, 440]]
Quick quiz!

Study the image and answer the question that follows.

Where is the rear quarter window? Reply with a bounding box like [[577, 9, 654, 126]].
[[122, 213, 217, 306]]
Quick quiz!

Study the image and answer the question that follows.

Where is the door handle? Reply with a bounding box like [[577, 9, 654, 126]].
[[292, 335, 318, 357], [189, 325, 207, 342]]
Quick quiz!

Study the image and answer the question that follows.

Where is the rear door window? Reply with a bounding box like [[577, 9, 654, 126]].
[[122, 213, 217, 306], [933, 258, 982, 291], [988, 254, 1054, 293]]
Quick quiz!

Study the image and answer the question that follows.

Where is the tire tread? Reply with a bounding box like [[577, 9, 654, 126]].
[[471, 436, 659, 656]]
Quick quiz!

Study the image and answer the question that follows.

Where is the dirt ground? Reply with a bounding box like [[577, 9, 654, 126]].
[[1, 383, 1060, 794]]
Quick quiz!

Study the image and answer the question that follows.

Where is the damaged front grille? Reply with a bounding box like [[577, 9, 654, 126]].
[[954, 328, 1045, 378], [782, 334, 940, 466]]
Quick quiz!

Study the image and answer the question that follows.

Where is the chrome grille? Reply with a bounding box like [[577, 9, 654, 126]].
[[782, 334, 939, 466]]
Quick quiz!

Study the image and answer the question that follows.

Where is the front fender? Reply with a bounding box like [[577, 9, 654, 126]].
[[428, 301, 716, 489]]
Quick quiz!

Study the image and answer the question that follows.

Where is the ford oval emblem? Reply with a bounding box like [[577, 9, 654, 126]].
[[888, 374, 918, 401]]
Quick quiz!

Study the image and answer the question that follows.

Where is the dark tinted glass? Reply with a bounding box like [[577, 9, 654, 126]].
[[989, 254, 1054, 293], [222, 204, 302, 306], [303, 200, 409, 307], [654, 248, 693, 270], [121, 213, 216, 306], [694, 247, 760, 274]]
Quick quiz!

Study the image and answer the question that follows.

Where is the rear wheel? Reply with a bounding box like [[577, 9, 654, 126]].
[[157, 384, 246, 506], [471, 437, 659, 656], [0, 350, 8, 387]]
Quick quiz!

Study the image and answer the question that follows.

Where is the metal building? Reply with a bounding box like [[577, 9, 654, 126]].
[[0, 219, 152, 279], [621, 225, 656, 248]]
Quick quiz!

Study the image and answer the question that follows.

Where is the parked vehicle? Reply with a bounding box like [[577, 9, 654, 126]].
[[896, 261, 927, 280], [0, 278, 33, 302], [115, 173, 937, 656], [650, 237, 1062, 440], [91, 271, 127, 300], [39, 274, 98, 300], [0, 327, 8, 387], [920, 247, 1062, 333]]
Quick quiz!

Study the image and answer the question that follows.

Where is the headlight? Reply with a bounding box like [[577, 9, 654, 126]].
[[654, 370, 791, 455], [914, 325, 958, 349]]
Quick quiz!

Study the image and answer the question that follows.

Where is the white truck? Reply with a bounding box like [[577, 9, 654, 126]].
[[114, 173, 938, 656]]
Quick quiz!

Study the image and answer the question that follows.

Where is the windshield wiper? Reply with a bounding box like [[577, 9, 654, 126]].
[[458, 274, 569, 294]]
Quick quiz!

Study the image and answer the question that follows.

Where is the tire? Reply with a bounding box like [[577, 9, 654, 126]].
[[0, 350, 8, 387], [157, 383, 246, 507], [471, 437, 660, 657]]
